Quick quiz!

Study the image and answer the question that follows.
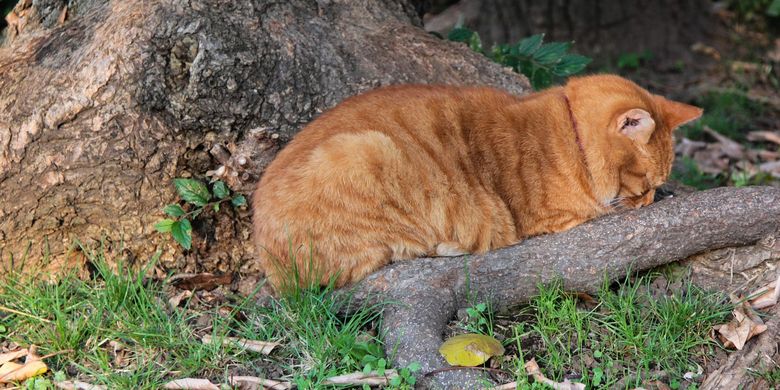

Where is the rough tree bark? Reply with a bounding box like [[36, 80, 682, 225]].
[[0, 0, 529, 274], [423, 0, 722, 68], [343, 186, 780, 388]]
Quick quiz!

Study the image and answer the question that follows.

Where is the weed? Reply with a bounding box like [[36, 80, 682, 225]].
[[508, 275, 731, 389], [447, 28, 591, 90], [155, 178, 246, 250], [678, 90, 764, 142], [670, 156, 725, 190], [0, 245, 387, 388], [750, 365, 780, 388], [617, 51, 653, 70]]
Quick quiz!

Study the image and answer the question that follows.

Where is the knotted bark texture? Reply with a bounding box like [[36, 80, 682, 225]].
[[0, 0, 529, 274], [343, 186, 780, 388]]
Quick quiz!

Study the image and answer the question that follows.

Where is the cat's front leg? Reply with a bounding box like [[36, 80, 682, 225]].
[[434, 242, 469, 257]]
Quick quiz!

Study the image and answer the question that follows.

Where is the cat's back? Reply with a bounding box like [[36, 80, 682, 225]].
[[263, 84, 519, 169], [253, 84, 521, 287]]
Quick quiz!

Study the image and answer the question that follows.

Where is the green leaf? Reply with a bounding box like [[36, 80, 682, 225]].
[[213, 203, 220, 212], [593, 366, 604, 386], [171, 219, 193, 250], [231, 195, 247, 207], [389, 376, 401, 387], [553, 54, 592, 76], [173, 178, 211, 207], [768, 0, 780, 16], [362, 363, 372, 375], [154, 219, 175, 233], [407, 362, 421, 372], [533, 41, 571, 65], [531, 67, 553, 90], [163, 204, 186, 217], [448, 27, 474, 43], [212, 180, 230, 199], [515, 34, 544, 57]]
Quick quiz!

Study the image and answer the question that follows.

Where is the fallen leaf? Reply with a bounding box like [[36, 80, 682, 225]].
[[323, 370, 398, 386], [168, 289, 194, 309], [201, 334, 278, 355], [0, 349, 28, 365], [703, 126, 744, 160], [228, 376, 293, 390], [714, 302, 768, 349], [524, 358, 586, 390], [162, 378, 219, 390], [683, 363, 703, 380], [747, 130, 780, 146], [0, 360, 48, 383], [759, 161, 780, 177], [55, 380, 108, 390], [748, 274, 780, 310], [439, 333, 504, 366]]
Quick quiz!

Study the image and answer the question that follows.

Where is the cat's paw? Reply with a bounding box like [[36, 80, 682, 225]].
[[435, 242, 469, 257]]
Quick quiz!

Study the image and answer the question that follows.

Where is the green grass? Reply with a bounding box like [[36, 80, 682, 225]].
[[678, 90, 764, 142], [0, 246, 389, 389], [670, 156, 726, 190], [751, 365, 780, 388], [505, 276, 732, 389]]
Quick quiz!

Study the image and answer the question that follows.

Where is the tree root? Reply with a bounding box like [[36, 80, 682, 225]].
[[341, 186, 780, 389]]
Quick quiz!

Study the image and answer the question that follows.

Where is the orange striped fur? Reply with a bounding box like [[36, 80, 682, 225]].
[[252, 75, 702, 290]]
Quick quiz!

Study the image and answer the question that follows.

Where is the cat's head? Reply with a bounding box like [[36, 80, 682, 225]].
[[565, 75, 702, 210]]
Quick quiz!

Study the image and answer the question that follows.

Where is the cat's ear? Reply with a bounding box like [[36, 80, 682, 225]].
[[654, 96, 703, 129], [616, 108, 655, 144]]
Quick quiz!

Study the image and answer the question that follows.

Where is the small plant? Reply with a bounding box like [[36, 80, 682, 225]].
[[154, 178, 247, 249], [459, 301, 495, 336], [388, 362, 422, 389], [670, 156, 725, 190], [447, 27, 591, 90], [617, 50, 653, 70], [750, 365, 780, 387]]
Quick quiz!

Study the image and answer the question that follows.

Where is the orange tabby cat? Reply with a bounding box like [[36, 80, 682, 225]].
[[252, 75, 702, 290]]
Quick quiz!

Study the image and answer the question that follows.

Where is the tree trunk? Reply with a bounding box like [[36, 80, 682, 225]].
[[424, 0, 721, 68], [0, 0, 529, 274]]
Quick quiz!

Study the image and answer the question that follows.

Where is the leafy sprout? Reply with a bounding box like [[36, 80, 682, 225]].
[[447, 28, 591, 90], [155, 178, 247, 249]]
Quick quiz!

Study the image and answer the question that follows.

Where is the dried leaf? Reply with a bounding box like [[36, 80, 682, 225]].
[[168, 290, 194, 309], [323, 370, 398, 386], [439, 333, 505, 366], [201, 334, 278, 355], [163, 378, 219, 390], [747, 130, 780, 146], [714, 303, 768, 349], [749, 275, 780, 310], [683, 363, 703, 381], [703, 126, 744, 160], [228, 376, 293, 390], [0, 360, 48, 383], [55, 380, 108, 390], [524, 358, 586, 390], [0, 349, 28, 365]]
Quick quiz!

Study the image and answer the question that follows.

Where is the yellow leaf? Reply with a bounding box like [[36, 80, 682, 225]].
[[0, 360, 48, 383], [438, 333, 504, 366]]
